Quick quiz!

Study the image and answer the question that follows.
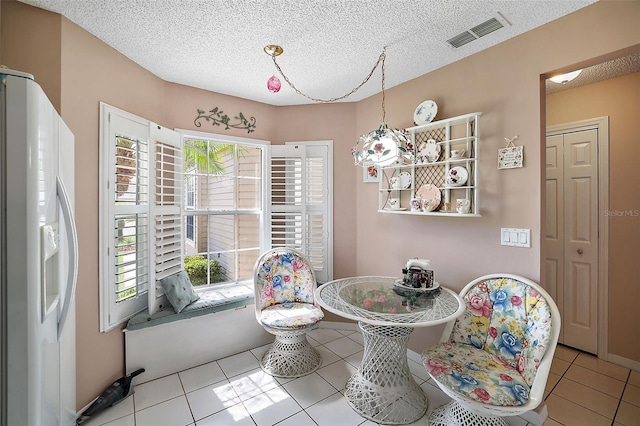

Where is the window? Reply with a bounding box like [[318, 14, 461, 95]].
[[179, 133, 267, 287], [100, 106, 333, 330]]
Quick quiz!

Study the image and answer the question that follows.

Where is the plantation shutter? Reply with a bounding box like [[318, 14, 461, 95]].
[[102, 111, 150, 330], [269, 145, 304, 251], [268, 143, 331, 283], [304, 147, 329, 282], [148, 123, 183, 315]]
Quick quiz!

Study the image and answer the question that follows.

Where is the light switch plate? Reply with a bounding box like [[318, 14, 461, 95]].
[[501, 228, 531, 247]]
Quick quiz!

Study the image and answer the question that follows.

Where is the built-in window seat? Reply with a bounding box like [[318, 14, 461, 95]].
[[124, 283, 272, 382], [126, 283, 255, 331]]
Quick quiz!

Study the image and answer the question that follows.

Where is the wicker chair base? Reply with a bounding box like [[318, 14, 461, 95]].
[[260, 328, 321, 378], [344, 323, 427, 425], [428, 401, 508, 426]]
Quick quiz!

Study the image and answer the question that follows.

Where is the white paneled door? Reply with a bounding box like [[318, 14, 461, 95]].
[[546, 128, 599, 354]]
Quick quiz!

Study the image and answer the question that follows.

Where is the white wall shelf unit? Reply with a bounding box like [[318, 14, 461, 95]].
[[378, 112, 481, 217]]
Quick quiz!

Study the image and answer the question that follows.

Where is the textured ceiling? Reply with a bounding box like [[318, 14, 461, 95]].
[[545, 53, 640, 94], [20, 0, 600, 106]]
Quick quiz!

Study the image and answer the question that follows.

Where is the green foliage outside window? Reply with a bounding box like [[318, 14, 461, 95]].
[[184, 255, 225, 286]]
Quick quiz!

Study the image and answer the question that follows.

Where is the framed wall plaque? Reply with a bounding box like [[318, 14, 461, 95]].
[[498, 136, 523, 169]]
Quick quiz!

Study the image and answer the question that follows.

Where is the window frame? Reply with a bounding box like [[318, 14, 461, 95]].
[[176, 129, 271, 288], [184, 168, 197, 245]]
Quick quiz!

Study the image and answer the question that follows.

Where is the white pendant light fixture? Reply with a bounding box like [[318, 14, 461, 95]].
[[549, 69, 582, 84], [263, 45, 409, 167], [351, 48, 410, 167]]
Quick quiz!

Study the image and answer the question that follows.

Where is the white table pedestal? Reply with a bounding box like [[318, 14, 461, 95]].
[[344, 322, 427, 425]]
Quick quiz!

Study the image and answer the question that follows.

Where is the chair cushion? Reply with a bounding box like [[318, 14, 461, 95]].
[[256, 251, 316, 309], [259, 302, 324, 329], [158, 270, 200, 314], [449, 278, 552, 386], [423, 341, 531, 407]]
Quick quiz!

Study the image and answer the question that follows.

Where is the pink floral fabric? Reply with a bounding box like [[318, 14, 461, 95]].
[[256, 250, 316, 310], [423, 342, 531, 406], [422, 277, 553, 406], [255, 249, 322, 330]]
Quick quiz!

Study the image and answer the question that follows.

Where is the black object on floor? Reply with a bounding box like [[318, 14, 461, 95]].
[[76, 368, 145, 424]]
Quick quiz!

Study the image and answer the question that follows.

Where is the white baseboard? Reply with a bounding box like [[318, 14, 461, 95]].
[[607, 353, 640, 372]]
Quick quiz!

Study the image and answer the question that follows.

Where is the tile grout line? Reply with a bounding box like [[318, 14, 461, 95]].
[[548, 393, 616, 425], [176, 372, 196, 426], [545, 350, 579, 425], [611, 374, 635, 426], [246, 340, 346, 426], [545, 352, 576, 400], [128, 338, 634, 426], [549, 346, 635, 426]]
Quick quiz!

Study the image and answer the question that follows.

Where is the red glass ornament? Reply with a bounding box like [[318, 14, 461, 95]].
[[267, 75, 281, 93]]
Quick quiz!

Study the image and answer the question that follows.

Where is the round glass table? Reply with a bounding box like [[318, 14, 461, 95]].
[[314, 276, 464, 425]]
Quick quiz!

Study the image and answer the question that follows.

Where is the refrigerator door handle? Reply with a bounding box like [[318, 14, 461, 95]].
[[56, 175, 78, 339]]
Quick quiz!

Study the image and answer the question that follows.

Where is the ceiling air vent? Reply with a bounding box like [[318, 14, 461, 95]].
[[471, 18, 504, 37], [446, 31, 477, 49], [446, 16, 507, 49]]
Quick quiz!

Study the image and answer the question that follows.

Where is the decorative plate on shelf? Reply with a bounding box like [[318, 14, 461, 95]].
[[396, 171, 412, 189], [416, 184, 441, 212], [445, 166, 469, 187], [420, 139, 441, 163], [414, 100, 438, 125]]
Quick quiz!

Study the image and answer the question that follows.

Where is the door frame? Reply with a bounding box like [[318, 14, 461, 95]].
[[546, 116, 609, 360]]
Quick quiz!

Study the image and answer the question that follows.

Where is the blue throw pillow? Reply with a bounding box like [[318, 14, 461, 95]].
[[158, 270, 200, 313]]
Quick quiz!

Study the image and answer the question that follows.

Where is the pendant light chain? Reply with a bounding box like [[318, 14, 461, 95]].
[[380, 46, 387, 124], [271, 47, 387, 103], [351, 46, 409, 168]]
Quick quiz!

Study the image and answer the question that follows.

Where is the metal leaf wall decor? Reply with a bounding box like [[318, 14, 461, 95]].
[[194, 107, 257, 133]]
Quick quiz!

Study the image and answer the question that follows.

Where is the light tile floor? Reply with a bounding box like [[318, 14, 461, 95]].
[[82, 327, 639, 426]]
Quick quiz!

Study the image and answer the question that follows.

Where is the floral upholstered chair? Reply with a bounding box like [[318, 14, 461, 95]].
[[254, 248, 324, 378], [421, 274, 560, 426]]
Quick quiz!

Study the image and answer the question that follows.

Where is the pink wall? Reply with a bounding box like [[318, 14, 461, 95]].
[[0, 0, 61, 109], [274, 103, 358, 281], [547, 72, 640, 362], [354, 56, 547, 350], [2, 0, 639, 410], [163, 82, 277, 142], [274, 103, 359, 324], [58, 18, 167, 409], [352, 1, 640, 354], [2, 1, 284, 408]]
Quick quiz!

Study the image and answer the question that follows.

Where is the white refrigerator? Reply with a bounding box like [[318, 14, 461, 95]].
[[0, 69, 78, 426]]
